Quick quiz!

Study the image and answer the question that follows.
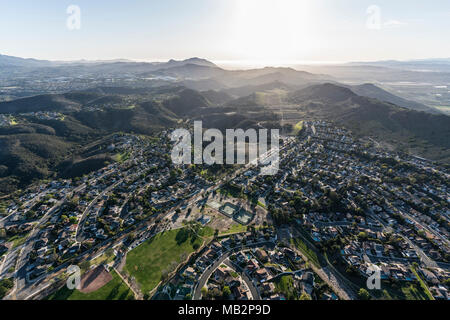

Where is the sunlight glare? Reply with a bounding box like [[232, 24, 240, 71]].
[[228, 0, 314, 62]]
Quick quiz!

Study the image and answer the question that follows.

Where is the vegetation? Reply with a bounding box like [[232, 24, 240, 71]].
[[0, 278, 14, 299], [292, 120, 304, 135], [291, 238, 321, 267], [219, 223, 247, 235], [45, 270, 134, 300], [274, 275, 297, 300], [124, 227, 204, 294], [358, 288, 370, 300]]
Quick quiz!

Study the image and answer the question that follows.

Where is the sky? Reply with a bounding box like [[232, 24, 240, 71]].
[[1, 0, 450, 65]]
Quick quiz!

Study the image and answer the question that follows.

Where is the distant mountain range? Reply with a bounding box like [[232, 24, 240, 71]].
[[344, 83, 440, 114], [348, 58, 450, 72], [2, 53, 446, 113], [0, 54, 449, 193], [288, 83, 450, 162], [0, 80, 449, 194]]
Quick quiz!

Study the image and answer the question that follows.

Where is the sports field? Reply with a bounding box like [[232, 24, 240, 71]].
[[124, 227, 204, 294], [46, 270, 134, 300]]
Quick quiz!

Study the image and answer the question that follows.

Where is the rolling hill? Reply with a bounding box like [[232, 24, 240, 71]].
[[347, 83, 441, 114], [289, 83, 450, 162]]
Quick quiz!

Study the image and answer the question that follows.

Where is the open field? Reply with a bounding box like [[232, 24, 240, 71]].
[[124, 228, 204, 294], [45, 270, 134, 300], [114, 151, 131, 163], [292, 120, 304, 135], [291, 238, 321, 268], [371, 280, 432, 300], [219, 223, 248, 236]]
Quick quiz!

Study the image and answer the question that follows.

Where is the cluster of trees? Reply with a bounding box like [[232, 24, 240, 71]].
[[0, 278, 13, 299], [201, 285, 232, 300]]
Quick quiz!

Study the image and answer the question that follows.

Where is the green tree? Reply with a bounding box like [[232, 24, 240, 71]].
[[222, 286, 231, 299], [358, 288, 370, 300], [300, 292, 312, 300], [201, 286, 208, 298]]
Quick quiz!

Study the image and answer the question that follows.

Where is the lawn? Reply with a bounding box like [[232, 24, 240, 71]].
[[124, 228, 203, 294], [292, 121, 304, 135], [219, 223, 247, 235], [9, 233, 29, 249], [275, 275, 297, 300], [114, 151, 130, 163], [291, 238, 321, 267], [46, 270, 134, 300], [410, 267, 434, 300], [372, 280, 432, 300], [81, 250, 116, 272]]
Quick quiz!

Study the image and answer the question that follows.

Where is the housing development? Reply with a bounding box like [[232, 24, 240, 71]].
[[1, 121, 448, 301], [1, 2, 450, 306]]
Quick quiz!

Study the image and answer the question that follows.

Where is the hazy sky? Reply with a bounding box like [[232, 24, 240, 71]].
[[1, 0, 450, 64]]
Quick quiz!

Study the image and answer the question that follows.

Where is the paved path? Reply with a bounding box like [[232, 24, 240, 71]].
[[113, 267, 141, 300]]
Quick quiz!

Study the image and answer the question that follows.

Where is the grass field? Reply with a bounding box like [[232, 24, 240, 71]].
[[410, 267, 434, 300], [292, 121, 304, 135], [114, 151, 130, 163], [275, 275, 296, 300], [82, 251, 116, 272], [124, 228, 204, 294], [291, 238, 321, 267], [219, 223, 247, 235], [46, 270, 134, 300], [9, 233, 29, 249], [372, 280, 432, 300]]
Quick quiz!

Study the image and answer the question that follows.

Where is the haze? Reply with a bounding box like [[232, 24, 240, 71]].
[[1, 0, 450, 65]]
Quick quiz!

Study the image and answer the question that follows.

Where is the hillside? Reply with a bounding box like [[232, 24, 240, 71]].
[[348, 83, 440, 114], [0, 92, 114, 114], [0, 87, 187, 193], [200, 90, 234, 105], [161, 88, 211, 116], [289, 83, 450, 162]]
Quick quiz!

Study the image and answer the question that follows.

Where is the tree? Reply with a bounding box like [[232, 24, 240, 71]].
[[69, 216, 78, 224], [201, 286, 208, 298], [357, 232, 368, 241], [222, 286, 231, 299], [79, 259, 90, 270], [358, 288, 370, 300], [300, 292, 312, 300]]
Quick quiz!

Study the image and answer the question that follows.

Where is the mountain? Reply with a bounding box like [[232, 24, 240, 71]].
[[289, 83, 357, 103], [200, 90, 234, 105], [213, 67, 328, 88], [161, 88, 211, 115], [348, 58, 450, 72], [0, 54, 220, 79], [289, 83, 450, 162], [0, 92, 115, 114], [0, 86, 197, 193], [146, 63, 226, 79], [164, 57, 218, 68], [0, 54, 54, 68], [224, 81, 295, 98], [347, 83, 441, 114]]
